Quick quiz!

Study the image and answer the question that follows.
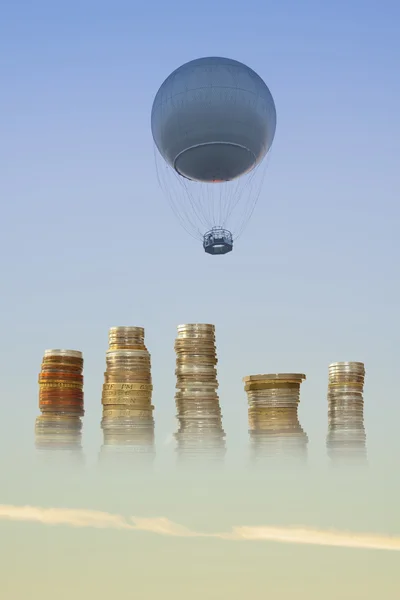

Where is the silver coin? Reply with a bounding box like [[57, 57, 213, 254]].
[[44, 349, 82, 358]]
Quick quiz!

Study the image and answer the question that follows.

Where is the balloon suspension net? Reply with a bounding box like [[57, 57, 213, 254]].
[[154, 146, 272, 253]]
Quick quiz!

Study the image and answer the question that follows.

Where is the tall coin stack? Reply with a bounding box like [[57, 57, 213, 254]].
[[243, 374, 308, 464], [100, 327, 155, 465], [174, 324, 226, 462], [36, 349, 84, 462], [327, 361, 367, 464]]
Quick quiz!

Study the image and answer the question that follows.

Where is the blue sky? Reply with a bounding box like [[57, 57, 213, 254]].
[[0, 0, 399, 458]]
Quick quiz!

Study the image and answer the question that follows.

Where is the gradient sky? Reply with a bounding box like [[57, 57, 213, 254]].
[[0, 2, 400, 595], [1, 0, 399, 456]]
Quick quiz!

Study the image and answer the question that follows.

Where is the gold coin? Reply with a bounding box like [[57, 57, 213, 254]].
[[248, 406, 298, 415], [104, 372, 151, 378], [177, 323, 215, 329], [248, 406, 298, 414], [108, 345, 146, 351], [102, 391, 152, 399], [109, 326, 145, 333], [102, 397, 152, 407], [102, 407, 154, 418], [39, 381, 83, 389], [104, 379, 152, 386], [243, 374, 306, 383], [102, 388, 151, 397], [103, 383, 153, 391], [244, 382, 302, 392], [328, 382, 364, 388], [102, 399, 152, 407], [244, 381, 301, 391]]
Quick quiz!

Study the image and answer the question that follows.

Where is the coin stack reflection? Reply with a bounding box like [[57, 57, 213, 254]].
[[327, 362, 367, 464], [36, 349, 84, 460], [174, 324, 226, 462], [35, 415, 83, 463], [100, 327, 155, 464], [243, 374, 308, 463]]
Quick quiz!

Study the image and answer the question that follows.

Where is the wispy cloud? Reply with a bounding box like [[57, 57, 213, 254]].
[[0, 504, 399, 552]]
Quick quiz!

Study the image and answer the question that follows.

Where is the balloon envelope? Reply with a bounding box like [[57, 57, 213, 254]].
[[151, 57, 276, 183]]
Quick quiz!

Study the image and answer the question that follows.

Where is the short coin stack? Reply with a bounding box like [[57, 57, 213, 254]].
[[100, 327, 155, 463], [243, 373, 308, 463], [326, 361, 367, 463], [38, 349, 84, 416], [174, 324, 226, 462]]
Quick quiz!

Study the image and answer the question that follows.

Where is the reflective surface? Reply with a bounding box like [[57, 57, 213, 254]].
[[0, 359, 399, 599], [1, 432, 399, 599]]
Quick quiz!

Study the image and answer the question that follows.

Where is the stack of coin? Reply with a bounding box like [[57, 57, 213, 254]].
[[35, 415, 83, 463], [38, 350, 84, 416], [243, 374, 308, 463], [101, 327, 155, 452], [174, 324, 226, 462], [108, 326, 146, 351], [327, 362, 367, 463]]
